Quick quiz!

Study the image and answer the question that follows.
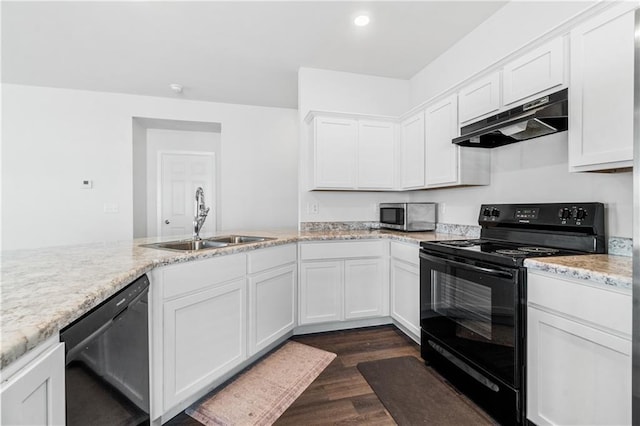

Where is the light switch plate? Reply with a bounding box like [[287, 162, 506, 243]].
[[81, 179, 93, 189]]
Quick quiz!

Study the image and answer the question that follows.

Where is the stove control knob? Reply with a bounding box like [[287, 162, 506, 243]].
[[482, 208, 491, 217], [491, 208, 500, 217], [560, 208, 571, 219], [576, 209, 586, 220]]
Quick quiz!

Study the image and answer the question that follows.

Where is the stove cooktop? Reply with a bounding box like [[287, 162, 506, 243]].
[[420, 238, 585, 267]]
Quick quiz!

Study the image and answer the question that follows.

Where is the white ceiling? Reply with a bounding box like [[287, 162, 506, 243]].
[[2, 1, 507, 109]]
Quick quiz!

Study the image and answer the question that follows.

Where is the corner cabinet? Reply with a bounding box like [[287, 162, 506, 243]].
[[526, 271, 631, 425], [1, 340, 65, 426], [425, 94, 490, 188], [298, 240, 389, 325], [308, 114, 395, 190], [568, 2, 636, 172]]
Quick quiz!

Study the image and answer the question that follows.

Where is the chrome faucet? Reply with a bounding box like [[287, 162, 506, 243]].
[[193, 187, 210, 240]]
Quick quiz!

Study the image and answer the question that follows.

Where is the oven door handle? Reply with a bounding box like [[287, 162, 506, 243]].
[[420, 252, 515, 279]]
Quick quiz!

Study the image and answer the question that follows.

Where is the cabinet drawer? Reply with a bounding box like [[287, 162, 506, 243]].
[[527, 271, 631, 336], [300, 240, 386, 260], [390, 241, 419, 265], [162, 254, 247, 299], [247, 244, 297, 274]]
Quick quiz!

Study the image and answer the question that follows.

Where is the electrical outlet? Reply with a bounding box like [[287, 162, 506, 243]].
[[103, 203, 119, 214], [439, 203, 446, 217], [308, 202, 319, 215]]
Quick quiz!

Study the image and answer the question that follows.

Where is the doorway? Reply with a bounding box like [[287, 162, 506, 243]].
[[158, 151, 215, 237], [132, 118, 222, 238]]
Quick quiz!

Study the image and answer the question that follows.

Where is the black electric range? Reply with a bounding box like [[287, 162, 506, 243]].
[[419, 202, 605, 425]]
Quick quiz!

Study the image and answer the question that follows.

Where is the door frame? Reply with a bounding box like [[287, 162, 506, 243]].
[[156, 150, 216, 238]]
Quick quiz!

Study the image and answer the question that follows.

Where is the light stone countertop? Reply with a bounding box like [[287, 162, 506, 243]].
[[524, 254, 632, 291], [0, 228, 454, 370], [1, 229, 632, 370]]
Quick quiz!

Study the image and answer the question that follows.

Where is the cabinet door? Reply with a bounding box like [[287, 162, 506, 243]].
[[1, 343, 65, 426], [344, 258, 387, 320], [357, 120, 395, 189], [527, 307, 631, 426], [163, 278, 246, 410], [390, 259, 420, 339], [458, 72, 501, 124], [425, 95, 459, 187], [503, 37, 564, 106], [313, 117, 357, 188], [399, 112, 425, 189], [569, 4, 635, 171], [299, 261, 343, 324], [248, 264, 296, 355]]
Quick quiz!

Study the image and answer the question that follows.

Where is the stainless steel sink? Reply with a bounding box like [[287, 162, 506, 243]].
[[207, 235, 274, 244], [146, 239, 229, 251], [142, 235, 274, 252]]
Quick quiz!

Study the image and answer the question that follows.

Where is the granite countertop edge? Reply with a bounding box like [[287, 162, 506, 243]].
[[1, 229, 631, 370]]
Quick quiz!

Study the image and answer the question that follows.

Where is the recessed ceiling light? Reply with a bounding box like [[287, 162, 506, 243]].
[[354, 15, 370, 27], [169, 83, 183, 94]]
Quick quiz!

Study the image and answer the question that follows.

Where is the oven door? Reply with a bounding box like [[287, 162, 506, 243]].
[[419, 250, 523, 388]]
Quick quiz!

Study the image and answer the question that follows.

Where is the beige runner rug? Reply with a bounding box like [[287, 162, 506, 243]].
[[186, 341, 336, 426]]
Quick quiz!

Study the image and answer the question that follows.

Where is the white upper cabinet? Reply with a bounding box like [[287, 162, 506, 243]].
[[425, 94, 490, 188], [312, 116, 358, 189], [399, 112, 426, 189], [458, 37, 566, 131], [425, 95, 459, 187], [568, 2, 636, 172], [458, 71, 501, 125], [357, 120, 395, 189], [309, 114, 396, 190], [502, 37, 565, 106]]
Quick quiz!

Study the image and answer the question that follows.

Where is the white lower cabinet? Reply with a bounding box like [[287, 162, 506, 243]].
[[527, 271, 631, 426], [299, 240, 388, 326], [299, 261, 344, 324], [152, 253, 247, 414], [163, 277, 246, 411], [389, 241, 420, 342], [248, 244, 297, 355], [1, 341, 65, 426], [344, 258, 386, 319]]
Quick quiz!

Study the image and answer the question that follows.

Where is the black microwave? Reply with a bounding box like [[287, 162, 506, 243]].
[[380, 203, 437, 232]]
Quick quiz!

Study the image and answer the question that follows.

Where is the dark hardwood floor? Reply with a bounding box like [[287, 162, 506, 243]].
[[165, 325, 475, 425]]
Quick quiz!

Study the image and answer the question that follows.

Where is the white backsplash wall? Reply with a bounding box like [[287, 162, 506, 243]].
[[409, 133, 633, 238], [2, 84, 299, 250]]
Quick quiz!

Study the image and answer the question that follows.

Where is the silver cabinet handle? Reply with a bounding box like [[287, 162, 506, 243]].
[[164, 220, 170, 224]]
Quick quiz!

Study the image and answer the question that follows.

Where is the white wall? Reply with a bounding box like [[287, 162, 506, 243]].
[[144, 128, 221, 237], [2, 84, 298, 250], [298, 67, 411, 223]]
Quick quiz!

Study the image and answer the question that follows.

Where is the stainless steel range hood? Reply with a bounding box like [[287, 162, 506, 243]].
[[453, 88, 568, 148]]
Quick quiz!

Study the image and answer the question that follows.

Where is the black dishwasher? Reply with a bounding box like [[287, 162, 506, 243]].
[[60, 274, 150, 426]]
